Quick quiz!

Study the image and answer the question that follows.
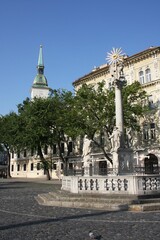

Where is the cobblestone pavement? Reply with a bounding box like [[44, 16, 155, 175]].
[[0, 178, 160, 240]]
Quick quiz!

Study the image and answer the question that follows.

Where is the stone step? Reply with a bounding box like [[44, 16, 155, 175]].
[[48, 191, 135, 204], [35, 193, 128, 211], [129, 203, 160, 212], [136, 198, 160, 204]]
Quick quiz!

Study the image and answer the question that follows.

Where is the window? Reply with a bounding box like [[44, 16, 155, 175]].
[[61, 163, 63, 170], [150, 123, 156, 139], [145, 68, 151, 83], [11, 165, 14, 172], [53, 144, 57, 154], [37, 163, 40, 170], [69, 163, 73, 170], [61, 143, 64, 153], [24, 149, 27, 158], [139, 71, 144, 84], [37, 147, 41, 156], [31, 163, 34, 171], [31, 148, 34, 156], [53, 163, 57, 170], [143, 125, 149, 141], [23, 164, 26, 171], [17, 164, 20, 171], [68, 141, 73, 153], [17, 151, 20, 158], [100, 132, 104, 146], [44, 145, 48, 155], [143, 123, 156, 141], [12, 151, 14, 159], [148, 95, 154, 109]]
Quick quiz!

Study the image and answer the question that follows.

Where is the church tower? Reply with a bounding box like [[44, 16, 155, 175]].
[[31, 45, 50, 99]]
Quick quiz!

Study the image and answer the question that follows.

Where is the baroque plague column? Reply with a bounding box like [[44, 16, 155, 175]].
[[107, 48, 134, 175]]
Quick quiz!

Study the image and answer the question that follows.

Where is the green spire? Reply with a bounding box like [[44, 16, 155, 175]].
[[32, 45, 48, 87], [37, 45, 44, 74], [38, 45, 44, 67]]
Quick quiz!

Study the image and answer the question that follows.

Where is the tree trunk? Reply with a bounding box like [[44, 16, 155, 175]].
[[38, 145, 51, 180], [5, 146, 11, 178], [44, 168, 51, 180], [7, 152, 11, 178], [63, 159, 68, 176]]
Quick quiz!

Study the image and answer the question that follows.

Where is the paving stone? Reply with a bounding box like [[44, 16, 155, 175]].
[[0, 178, 160, 240]]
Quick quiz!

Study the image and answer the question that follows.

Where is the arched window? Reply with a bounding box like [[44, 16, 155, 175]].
[[143, 124, 149, 141], [139, 71, 144, 84], [144, 154, 158, 174], [145, 68, 151, 83]]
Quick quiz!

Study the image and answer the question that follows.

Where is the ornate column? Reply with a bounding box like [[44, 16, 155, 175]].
[[106, 48, 133, 175]]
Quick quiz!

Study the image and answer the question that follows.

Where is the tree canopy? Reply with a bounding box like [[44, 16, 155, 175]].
[[74, 81, 148, 163]]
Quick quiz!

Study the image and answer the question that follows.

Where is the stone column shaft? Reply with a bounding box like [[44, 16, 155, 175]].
[[115, 85, 124, 132]]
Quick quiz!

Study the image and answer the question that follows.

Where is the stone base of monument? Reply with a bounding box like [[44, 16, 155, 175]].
[[36, 178, 160, 211], [112, 148, 134, 175], [36, 189, 160, 211]]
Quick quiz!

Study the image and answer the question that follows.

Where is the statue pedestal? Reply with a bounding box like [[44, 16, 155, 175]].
[[112, 148, 134, 175], [83, 164, 90, 176], [83, 155, 92, 176]]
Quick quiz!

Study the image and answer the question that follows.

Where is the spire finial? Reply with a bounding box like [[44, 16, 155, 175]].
[[37, 45, 44, 74], [38, 45, 44, 67]]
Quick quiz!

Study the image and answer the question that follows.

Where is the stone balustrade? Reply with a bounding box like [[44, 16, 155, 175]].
[[62, 175, 160, 195]]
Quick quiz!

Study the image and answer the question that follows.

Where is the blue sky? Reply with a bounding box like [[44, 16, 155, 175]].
[[0, 0, 160, 115]]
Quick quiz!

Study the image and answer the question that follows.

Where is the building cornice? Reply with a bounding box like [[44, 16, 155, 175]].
[[141, 78, 160, 89], [73, 46, 160, 88]]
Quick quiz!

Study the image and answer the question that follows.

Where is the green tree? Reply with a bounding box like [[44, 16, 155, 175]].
[[17, 90, 80, 178], [17, 97, 55, 180], [0, 112, 21, 177], [49, 89, 81, 175], [122, 81, 148, 130]]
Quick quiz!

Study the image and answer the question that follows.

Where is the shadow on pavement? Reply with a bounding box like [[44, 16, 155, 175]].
[[0, 209, 120, 231]]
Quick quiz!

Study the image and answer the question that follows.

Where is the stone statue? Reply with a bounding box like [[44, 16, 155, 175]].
[[109, 127, 121, 151], [117, 62, 124, 79], [126, 127, 132, 148], [82, 135, 92, 157], [82, 135, 92, 176]]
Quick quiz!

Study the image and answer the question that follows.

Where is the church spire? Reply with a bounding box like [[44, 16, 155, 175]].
[[31, 45, 49, 99], [37, 45, 44, 74]]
